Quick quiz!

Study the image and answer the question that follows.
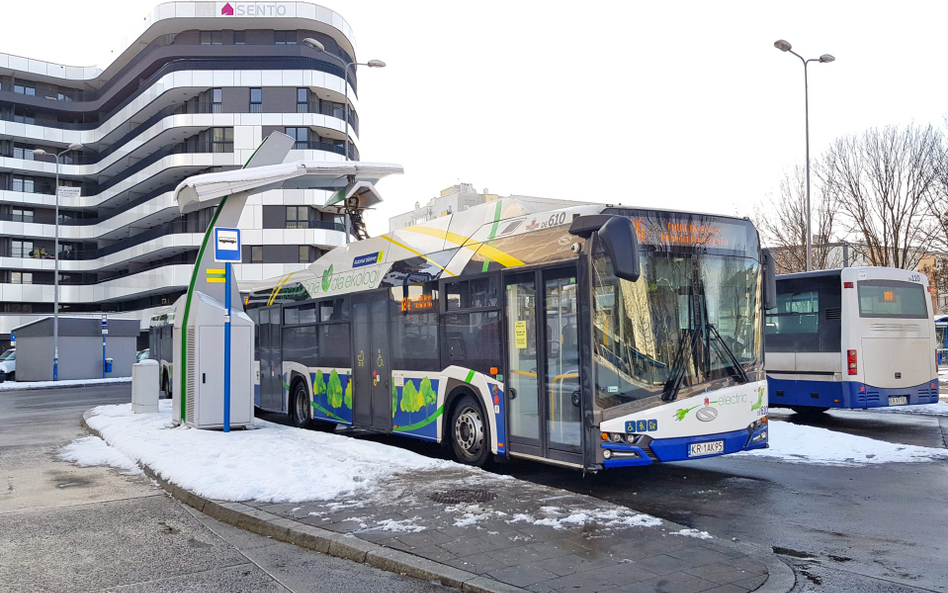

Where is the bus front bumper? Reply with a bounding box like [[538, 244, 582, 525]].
[[601, 422, 768, 468]]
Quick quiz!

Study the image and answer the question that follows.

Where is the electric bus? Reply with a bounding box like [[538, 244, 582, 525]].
[[243, 198, 775, 470], [765, 267, 939, 413]]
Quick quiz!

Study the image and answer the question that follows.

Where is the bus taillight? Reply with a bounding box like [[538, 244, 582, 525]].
[[847, 350, 858, 375]]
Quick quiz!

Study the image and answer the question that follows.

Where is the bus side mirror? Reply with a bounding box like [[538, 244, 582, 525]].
[[596, 216, 641, 282], [762, 249, 777, 310]]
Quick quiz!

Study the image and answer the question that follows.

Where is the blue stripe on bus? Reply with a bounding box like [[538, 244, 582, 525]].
[[768, 377, 939, 409]]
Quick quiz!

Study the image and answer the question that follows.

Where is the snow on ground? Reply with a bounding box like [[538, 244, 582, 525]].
[[83, 400, 456, 503], [737, 420, 948, 466], [865, 401, 948, 417], [59, 435, 141, 475], [0, 377, 131, 391], [674, 528, 713, 540], [506, 507, 661, 530]]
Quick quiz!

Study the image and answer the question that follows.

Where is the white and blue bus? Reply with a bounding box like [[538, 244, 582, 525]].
[[243, 198, 775, 470], [765, 267, 939, 413]]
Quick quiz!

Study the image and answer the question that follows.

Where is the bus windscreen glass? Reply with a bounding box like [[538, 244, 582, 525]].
[[857, 280, 928, 319], [592, 245, 761, 411]]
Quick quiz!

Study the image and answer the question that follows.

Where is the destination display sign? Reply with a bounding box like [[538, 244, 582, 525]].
[[604, 208, 757, 255]]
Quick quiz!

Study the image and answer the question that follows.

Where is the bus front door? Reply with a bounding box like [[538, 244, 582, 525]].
[[352, 292, 392, 432], [259, 305, 283, 412], [506, 266, 583, 466]]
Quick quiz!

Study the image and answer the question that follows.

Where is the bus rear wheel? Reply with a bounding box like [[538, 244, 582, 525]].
[[290, 382, 313, 429], [450, 395, 491, 467]]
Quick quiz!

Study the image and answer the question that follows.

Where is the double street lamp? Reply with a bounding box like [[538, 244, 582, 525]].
[[32, 142, 83, 381], [773, 39, 835, 272], [301, 37, 385, 161]]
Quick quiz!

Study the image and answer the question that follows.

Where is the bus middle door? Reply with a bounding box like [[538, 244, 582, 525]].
[[352, 291, 392, 432]]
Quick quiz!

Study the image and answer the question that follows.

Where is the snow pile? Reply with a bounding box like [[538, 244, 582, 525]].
[[59, 435, 142, 475], [84, 401, 455, 502], [738, 420, 948, 466], [507, 506, 661, 530], [674, 528, 713, 540], [0, 377, 131, 391], [866, 402, 948, 417]]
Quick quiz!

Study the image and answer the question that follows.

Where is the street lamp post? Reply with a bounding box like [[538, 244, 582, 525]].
[[301, 38, 385, 161], [774, 39, 834, 272], [32, 142, 83, 381]]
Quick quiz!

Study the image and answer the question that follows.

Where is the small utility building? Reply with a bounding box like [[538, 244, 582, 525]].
[[13, 317, 139, 381]]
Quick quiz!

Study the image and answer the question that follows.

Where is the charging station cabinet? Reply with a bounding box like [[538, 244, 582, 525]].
[[172, 292, 254, 429]]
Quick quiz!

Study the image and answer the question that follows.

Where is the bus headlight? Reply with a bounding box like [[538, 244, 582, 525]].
[[751, 430, 768, 443], [603, 449, 613, 459]]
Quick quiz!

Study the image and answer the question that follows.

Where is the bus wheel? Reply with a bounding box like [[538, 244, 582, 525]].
[[290, 382, 313, 429], [450, 395, 490, 467]]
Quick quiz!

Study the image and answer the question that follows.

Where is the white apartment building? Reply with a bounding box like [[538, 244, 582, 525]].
[[0, 2, 366, 346]]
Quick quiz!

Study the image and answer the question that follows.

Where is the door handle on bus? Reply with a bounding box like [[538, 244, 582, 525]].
[[571, 391, 581, 407], [509, 387, 517, 400]]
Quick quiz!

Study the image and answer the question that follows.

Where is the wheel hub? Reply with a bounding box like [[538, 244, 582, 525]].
[[455, 406, 484, 458]]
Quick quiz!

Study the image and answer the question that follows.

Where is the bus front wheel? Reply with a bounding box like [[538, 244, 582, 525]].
[[450, 394, 491, 467]]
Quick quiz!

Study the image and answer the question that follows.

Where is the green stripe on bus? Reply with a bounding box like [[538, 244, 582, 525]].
[[310, 401, 347, 422], [393, 405, 445, 433], [481, 200, 504, 272], [464, 369, 475, 383]]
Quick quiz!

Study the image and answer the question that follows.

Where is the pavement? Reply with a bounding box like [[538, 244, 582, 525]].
[[0, 384, 447, 593], [78, 407, 794, 593]]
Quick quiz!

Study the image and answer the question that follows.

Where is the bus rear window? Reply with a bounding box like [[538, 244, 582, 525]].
[[857, 280, 928, 319]]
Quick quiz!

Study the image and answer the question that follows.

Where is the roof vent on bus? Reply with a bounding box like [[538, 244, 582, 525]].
[[825, 308, 841, 320]]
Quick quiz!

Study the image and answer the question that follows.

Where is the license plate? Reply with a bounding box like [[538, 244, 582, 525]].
[[889, 396, 908, 406], [688, 440, 724, 457]]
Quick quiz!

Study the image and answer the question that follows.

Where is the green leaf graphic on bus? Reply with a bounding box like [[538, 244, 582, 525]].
[[400, 380, 422, 414], [751, 387, 764, 411], [328, 369, 344, 408], [420, 377, 437, 407], [674, 405, 699, 421], [321, 264, 333, 292], [344, 379, 352, 409], [314, 372, 327, 397], [392, 382, 398, 418]]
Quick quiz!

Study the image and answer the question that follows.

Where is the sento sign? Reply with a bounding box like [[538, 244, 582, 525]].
[[220, 3, 290, 17]]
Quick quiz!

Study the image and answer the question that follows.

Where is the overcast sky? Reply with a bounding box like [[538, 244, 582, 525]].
[[5, 1, 948, 235]]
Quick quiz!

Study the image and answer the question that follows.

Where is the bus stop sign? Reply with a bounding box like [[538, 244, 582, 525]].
[[215, 228, 241, 263]]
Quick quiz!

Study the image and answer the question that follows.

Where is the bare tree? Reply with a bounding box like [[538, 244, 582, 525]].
[[753, 166, 841, 273], [819, 123, 943, 270]]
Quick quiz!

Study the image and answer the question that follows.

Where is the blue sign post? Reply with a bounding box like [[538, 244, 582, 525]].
[[215, 228, 241, 432], [101, 315, 108, 378]]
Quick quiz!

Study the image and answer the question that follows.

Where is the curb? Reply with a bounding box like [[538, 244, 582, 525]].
[[2, 379, 131, 392], [80, 409, 794, 593], [81, 410, 524, 593]]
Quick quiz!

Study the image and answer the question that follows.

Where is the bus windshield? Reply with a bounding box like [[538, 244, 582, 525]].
[[593, 250, 761, 411]]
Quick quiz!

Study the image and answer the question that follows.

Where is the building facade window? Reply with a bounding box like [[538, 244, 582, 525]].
[[10, 272, 33, 284], [275, 31, 296, 45], [12, 145, 34, 161], [211, 88, 222, 112], [12, 239, 33, 258], [14, 84, 35, 96], [11, 208, 33, 223], [235, 31, 246, 45], [285, 127, 310, 149], [210, 128, 234, 153], [251, 246, 263, 263], [296, 88, 309, 113], [250, 88, 262, 112], [12, 177, 34, 193], [57, 89, 73, 102], [286, 206, 310, 229], [200, 31, 223, 45]]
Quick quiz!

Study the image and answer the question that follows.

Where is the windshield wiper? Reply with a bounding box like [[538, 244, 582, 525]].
[[661, 328, 700, 403], [706, 323, 749, 384]]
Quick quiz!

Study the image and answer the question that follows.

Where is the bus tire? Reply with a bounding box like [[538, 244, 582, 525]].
[[290, 380, 313, 429], [450, 394, 491, 467]]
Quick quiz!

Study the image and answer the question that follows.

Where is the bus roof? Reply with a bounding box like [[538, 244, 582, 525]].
[[778, 267, 928, 284]]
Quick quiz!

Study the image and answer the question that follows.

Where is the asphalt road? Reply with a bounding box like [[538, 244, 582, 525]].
[[0, 384, 447, 593], [493, 409, 948, 593]]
